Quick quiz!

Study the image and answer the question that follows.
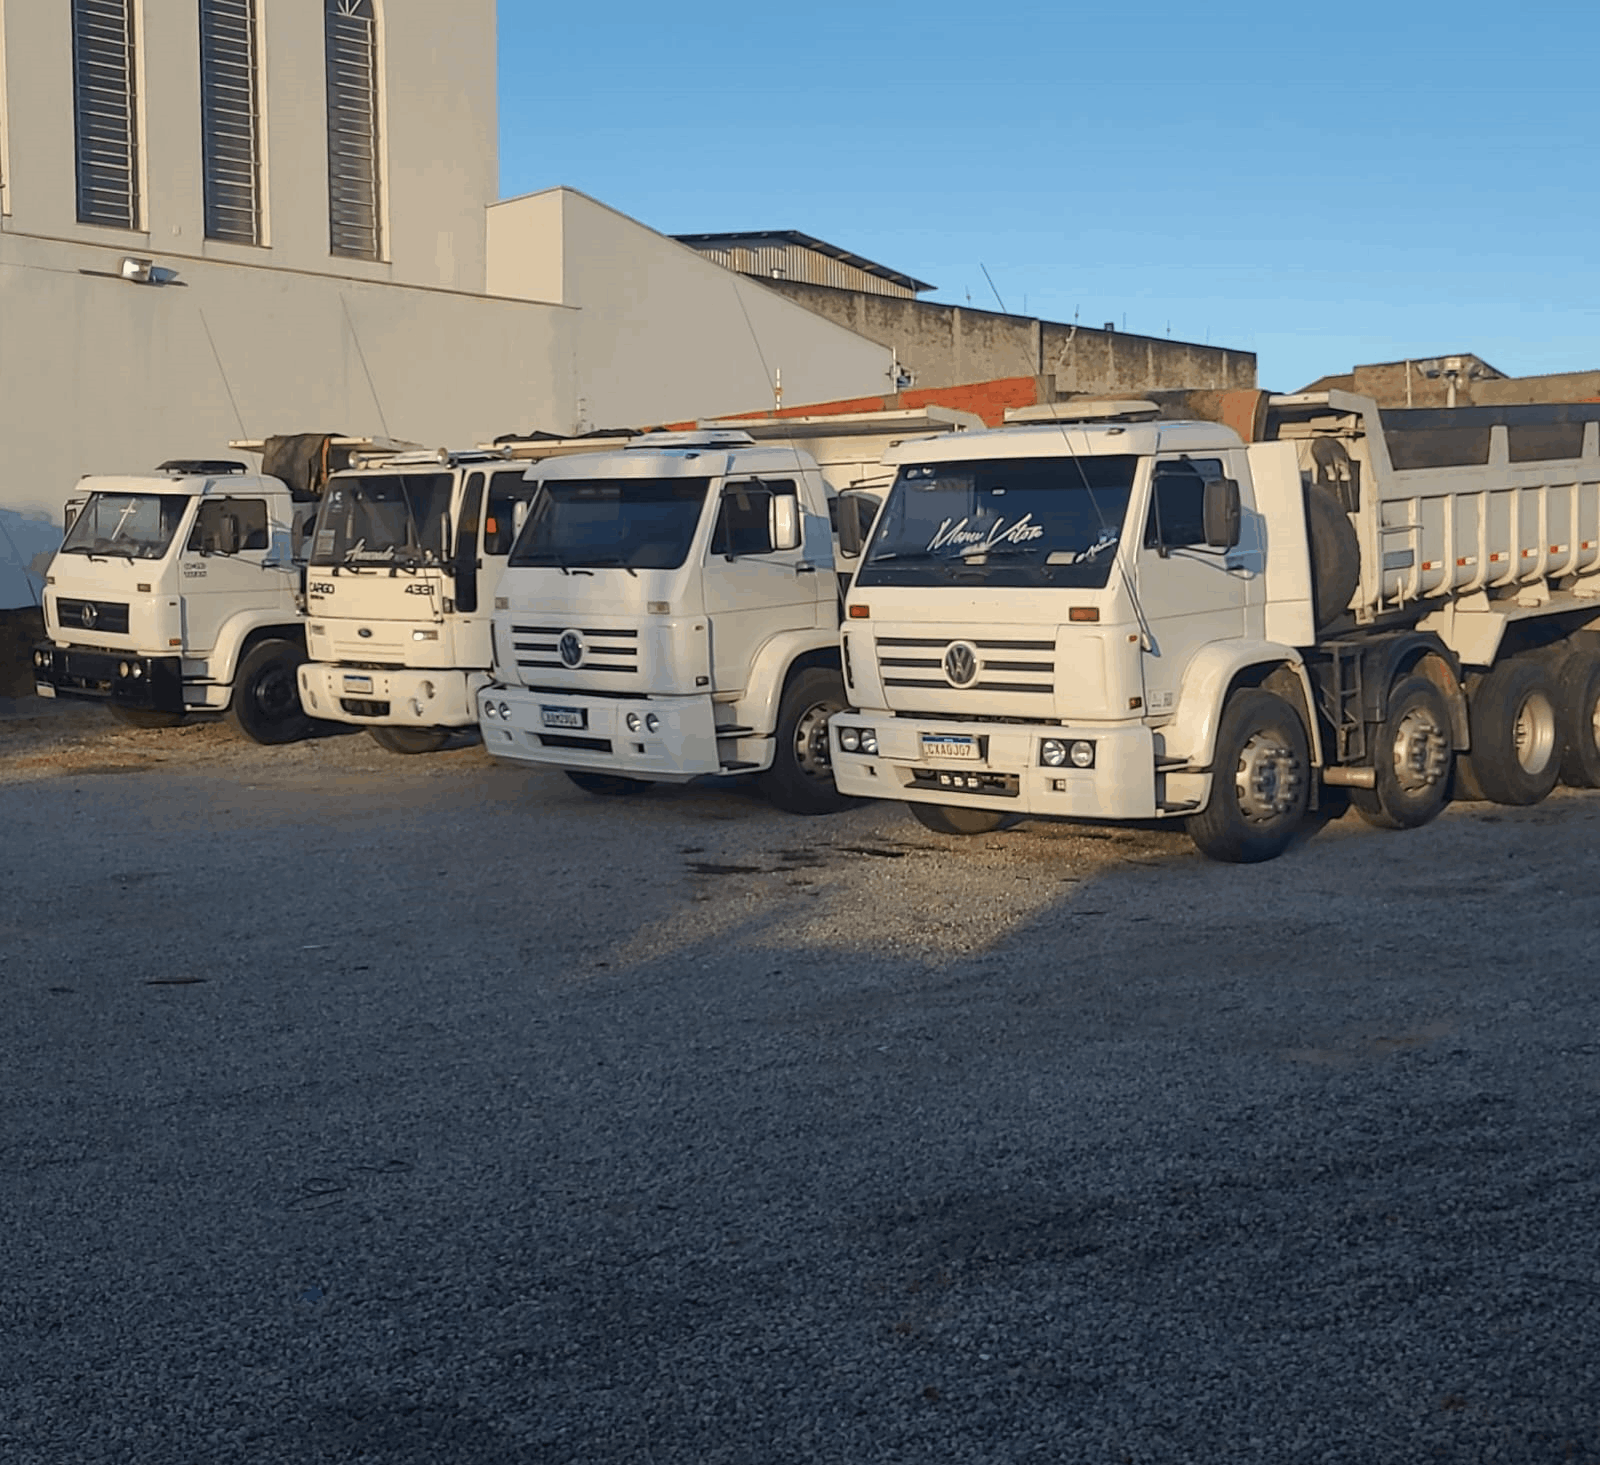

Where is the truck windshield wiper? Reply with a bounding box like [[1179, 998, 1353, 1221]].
[[587, 556, 638, 577]]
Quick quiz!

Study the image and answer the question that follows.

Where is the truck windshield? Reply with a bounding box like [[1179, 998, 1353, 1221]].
[[509, 479, 710, 571], [855, 455, 1139, 589], [58, 493, 191, 561], [311, 472, 453, 567]]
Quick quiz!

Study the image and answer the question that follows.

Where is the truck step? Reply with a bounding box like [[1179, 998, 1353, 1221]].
[[1157, 799, 1200, 813], [1154, 755, 1191, 770], [716, 726, 757, 737], [719, 760, 761, 772]]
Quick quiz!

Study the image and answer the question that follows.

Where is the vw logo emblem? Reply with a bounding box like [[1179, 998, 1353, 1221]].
[[558, 630, 585, 669], [943, 641, 980, 688], [80, 603, 97, 630]]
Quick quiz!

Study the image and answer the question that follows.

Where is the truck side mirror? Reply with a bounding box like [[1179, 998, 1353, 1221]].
[[769, 494, 801, 553], [1203, 477, 1241, 549], [834, 492, 880, 559]]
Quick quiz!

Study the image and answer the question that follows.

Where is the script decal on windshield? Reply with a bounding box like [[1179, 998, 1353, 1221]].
[[927, 513, 1045, 554]]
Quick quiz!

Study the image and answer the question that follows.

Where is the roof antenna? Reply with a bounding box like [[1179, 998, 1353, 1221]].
[[979, 263, 1010, 316]]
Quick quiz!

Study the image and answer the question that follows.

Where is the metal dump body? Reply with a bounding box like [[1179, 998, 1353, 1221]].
[[1267, 393, 1600, 620]]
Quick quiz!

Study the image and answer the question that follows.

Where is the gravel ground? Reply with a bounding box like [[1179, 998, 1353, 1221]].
[[2, 699, 1598, 1464]]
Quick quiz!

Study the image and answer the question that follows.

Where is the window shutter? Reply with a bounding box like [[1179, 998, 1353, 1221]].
[[72, 0, 139, 229], [200, 0, 261, 245], [325, 0, 380, 260]]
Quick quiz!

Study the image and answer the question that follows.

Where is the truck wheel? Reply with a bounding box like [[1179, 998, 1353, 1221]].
[[228, 639, 311, 745], [565, 770, 655, 797], [1556, 649, 1600, 788], [367, 726, 451, 755], [1306, 486, 1360, 631], [757, 666, 854, 815], [908, 803, 1006, 836], [1349, 674, 1453, 830], [108, 706, 185, 729], [1186, 690, 1310, 863], [1456, 658, 1561, 806]]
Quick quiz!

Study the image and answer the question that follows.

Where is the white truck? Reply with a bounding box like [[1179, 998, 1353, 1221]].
[[476, 410, 980, 811], [294, 437, 631, 753], [828, 390, 1600, 861], [32, 436, 362, 742]]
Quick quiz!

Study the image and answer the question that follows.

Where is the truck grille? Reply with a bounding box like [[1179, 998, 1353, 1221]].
[[876, 635, 1055, 696], [55, 598, 131, 635], [511, 625, 639, 676]]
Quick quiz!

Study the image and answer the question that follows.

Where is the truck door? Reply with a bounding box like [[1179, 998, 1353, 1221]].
[[1135, 456, 1253, 718], [699, 478, 812, 694], [179, 496, 277, 654]]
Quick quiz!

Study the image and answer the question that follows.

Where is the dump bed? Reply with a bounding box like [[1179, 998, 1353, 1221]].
[[1267, 392, 1600, 622]]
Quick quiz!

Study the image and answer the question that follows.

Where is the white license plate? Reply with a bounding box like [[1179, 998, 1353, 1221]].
[[922, 734, 978, 761], [343, 675, 373, 693], [541, 706, 586, 730]]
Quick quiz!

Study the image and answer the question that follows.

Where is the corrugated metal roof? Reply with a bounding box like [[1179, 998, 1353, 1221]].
[[672, 230, 935, 295]]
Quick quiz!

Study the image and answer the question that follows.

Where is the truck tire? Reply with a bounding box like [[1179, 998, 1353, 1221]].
[[1348, 674, 1453, 830], [228, 639, 311, 745], [367, 726, 451, 755], [1556, 649, 1600, 788], [1455, 657, 1561, 805], [565, 770, 654, 797], [1305, 486, 1360, 631], [108, 706, 185, 730], [1186, 689, 1310, 863], [757, 666, 854, 815], [908, 803, 1006, 836]]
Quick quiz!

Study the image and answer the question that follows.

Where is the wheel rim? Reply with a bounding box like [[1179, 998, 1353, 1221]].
[[1234, 730, 1304, 822], [254, 666, 297, 721], [1512, 690, 1558, 774], [1391, 705, 1450, 793], [791, 700, 839, 782]]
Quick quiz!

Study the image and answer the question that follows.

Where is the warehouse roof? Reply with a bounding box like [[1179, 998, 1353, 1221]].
[[671, 230, 935, 295]]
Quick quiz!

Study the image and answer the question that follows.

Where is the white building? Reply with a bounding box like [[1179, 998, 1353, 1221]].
[[0, 0, 893, 608]]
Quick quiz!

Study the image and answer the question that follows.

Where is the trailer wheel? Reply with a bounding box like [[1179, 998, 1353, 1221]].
[[228, 639, 310, 745], [367, 726, 451, 755], [1456, 658, 1561, 805], [565, 770, 655, 797], [1349, 674, 1453, 830], [1186, 690, 1310, 863], [108, 706, 185, 729], [907, 803, 1006, 836], [757, 666, 854, 815], [1556, 649, 1600, 788]]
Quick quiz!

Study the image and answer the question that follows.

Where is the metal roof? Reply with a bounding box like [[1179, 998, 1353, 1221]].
[[671, 230, 935, 294]]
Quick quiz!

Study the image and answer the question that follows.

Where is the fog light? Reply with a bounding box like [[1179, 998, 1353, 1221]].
[[497, 701, 509, 719], [118, 661, 130, 678], [131, 663, 143, 678], [410, 699, 425, 717], [627, 713, 642, 733], [412, 629, 439, 641], [33, 650, 43, 667], [1070, 740, 1095, 769], [419, 681, 434, 699], [860, 728, 879, 755], [1040, 738, 1067, 767], [645, 713, 661, 733], [839, 727, 860, 752], [483, 701, 498, 719]]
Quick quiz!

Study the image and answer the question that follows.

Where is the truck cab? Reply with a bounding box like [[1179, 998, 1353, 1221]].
[[296, 448, 553, 753], [33, 459, 318, 741], [475, 414, 977, 812]]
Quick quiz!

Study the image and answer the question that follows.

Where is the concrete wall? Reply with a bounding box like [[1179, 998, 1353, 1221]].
[[0, 229, 576, 524], [488, 190, 898, 430], [1307, 360, 1600, 409], [758, 280, 1255, 395], [0, 0, 497, 289]]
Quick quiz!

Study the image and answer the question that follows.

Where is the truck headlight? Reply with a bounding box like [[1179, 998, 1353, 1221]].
[[645, 713, 661, 733], [483, 701, 499, 719], [860, 727, 878, 754], [1070, 740, 1096, 768], [839, 727, 860, 751], [497, 702, 510, 719], [118, 661, 130, 678], [627, 713, 641, 732]]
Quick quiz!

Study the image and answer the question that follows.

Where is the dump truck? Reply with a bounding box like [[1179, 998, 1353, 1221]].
[[476, 410, 980, 811], [828, 390, 1600, 861], [32, 435, 372, 742], [294, 435, 634, 753]]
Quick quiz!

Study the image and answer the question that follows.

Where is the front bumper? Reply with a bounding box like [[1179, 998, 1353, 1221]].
[[478, 686, 721, 783], [830, 712, 1162, 821], [298, 662, 486, 728], [33, 642, 185, 712]]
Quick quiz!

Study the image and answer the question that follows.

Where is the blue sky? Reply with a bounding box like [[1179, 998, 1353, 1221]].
[[498, 1, 1598, 393]]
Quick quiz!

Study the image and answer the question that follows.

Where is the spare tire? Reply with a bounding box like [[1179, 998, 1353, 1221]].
[[1305, 485, 1360, 631]]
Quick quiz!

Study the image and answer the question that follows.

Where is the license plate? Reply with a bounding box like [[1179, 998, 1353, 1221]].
[[343, 674, 373, 693], [922, 733, 978, 761], [541, 706, 586, 730]]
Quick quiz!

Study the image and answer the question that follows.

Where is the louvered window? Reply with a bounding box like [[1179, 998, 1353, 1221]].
[[200, 0, 261, 244], [325, 0, 381, 260], [72, 0, 140, 229]]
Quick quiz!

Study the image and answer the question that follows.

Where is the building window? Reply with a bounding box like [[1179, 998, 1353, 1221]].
[[72, 0, 140, 229], [200, 0, 261, 245], [324, 0, 380, 260]]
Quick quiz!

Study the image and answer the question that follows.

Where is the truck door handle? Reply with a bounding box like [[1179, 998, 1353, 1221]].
[[795, 562, 818, 574]]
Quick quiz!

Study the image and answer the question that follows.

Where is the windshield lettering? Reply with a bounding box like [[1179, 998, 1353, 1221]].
[[311, 472, 454, 568], [928, 512, 1046, 553]]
